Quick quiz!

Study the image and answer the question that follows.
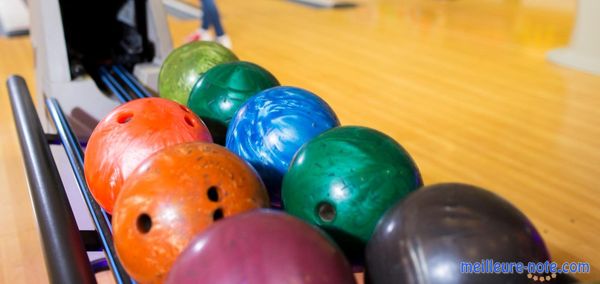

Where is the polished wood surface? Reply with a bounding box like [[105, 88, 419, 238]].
[[1, 0, 599, 282]]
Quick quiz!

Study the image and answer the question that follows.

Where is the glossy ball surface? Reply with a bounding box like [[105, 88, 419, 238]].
[[166, 210, 356, 284], [282, 126, 422, 260], [187, 61, 280, 144], [84, 98, 212, 214], [113, 142, 269, 284], [159, 41, 238, 105], [226, 86, 340, 204], [366, 183, 550, 284]]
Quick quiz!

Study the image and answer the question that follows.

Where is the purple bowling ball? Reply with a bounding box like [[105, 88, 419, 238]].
[[166, 210, 357, 284]]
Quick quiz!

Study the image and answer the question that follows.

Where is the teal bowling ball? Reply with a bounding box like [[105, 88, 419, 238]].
[[282, 126, 422, 262], [187, 61, 280, 144]]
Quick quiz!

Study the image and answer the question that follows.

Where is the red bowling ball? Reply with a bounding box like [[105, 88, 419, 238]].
[[166, 210, 357, 284], [84, 97, 212, 214]]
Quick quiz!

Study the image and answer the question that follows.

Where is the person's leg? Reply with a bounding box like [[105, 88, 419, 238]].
[[200, 0, 212, 31], [202, 0, 225, 36], [186, 0, 214, 42], [204, 0, 231, 48], [188, 0, 231, 47]]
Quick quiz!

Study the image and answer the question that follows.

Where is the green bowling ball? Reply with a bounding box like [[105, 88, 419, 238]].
[[158, 41, 238, 105], [187, 61, 280, 144], [282, 126, 422, 261]]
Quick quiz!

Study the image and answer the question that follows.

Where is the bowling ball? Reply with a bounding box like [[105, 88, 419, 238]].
[[226, 86, 340, 204], [187, 61, 280, 145], [166, 210, 356, 284], [84, 98, 212, 214], [282, 126, 422, 262], [158, 41, 238, 105], [113, 142, 269, 284], [365, 183, 550, 284]]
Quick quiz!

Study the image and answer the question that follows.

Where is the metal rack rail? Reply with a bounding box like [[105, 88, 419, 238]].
[[6, 66, 148, 283]]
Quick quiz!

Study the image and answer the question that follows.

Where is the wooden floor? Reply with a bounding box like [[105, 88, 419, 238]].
[[1, 0, 599, 282]]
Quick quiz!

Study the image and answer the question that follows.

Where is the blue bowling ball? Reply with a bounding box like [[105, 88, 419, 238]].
[[226, 86, 340, 205]]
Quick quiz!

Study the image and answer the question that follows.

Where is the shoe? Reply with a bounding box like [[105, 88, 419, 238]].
[[185, 29, 213, 43], [216, 34, 232, 49]]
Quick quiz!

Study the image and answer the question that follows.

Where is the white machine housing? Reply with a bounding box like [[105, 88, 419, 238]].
[[28, 0, 174, 136]]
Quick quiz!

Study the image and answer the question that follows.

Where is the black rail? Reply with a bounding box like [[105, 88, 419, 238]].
[[6, 75, 96, 284], [46, 133, 88, 146]]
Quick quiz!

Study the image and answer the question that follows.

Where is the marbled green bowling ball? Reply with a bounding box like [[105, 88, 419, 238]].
[[158, 41, 238, 105], [282, 126, 422, 262], [187, 61, 280, 144]]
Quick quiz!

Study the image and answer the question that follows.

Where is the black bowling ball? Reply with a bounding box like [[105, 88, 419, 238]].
[[366, 183, 550, 284]]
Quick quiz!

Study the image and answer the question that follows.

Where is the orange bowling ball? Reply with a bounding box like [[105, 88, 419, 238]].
[[84, 98, 212, 214], [113, 142, 269, 284]]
